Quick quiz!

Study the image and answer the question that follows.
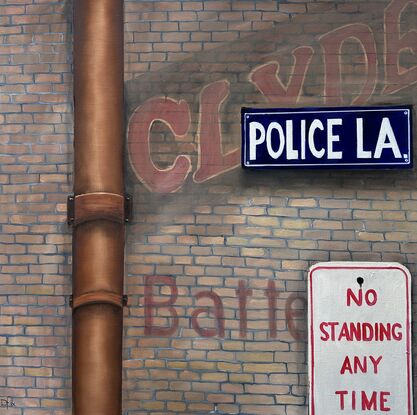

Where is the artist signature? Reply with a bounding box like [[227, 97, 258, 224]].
[[0, 397, 16, 409]]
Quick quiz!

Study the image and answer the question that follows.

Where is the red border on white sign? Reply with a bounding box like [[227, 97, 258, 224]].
[[308, 263, 412, 415]]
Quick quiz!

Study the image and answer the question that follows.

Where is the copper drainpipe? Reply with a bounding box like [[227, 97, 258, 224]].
[[70, 1, 128, 414]]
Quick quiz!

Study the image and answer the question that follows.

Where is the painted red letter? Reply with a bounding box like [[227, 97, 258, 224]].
[[128, 97, 191, 193], [144, 276, 179, 336], [265, 280, 280, 338], [361, 391, 377, 410], [236, 280, 252, 338], [335, 390, 348, 410], [191, 291, 225, 338], [384, 0, 417, 94], [250, 46, 314, 105], [193, 80, 240, 183], [319, 24, 377, 105], [286, 294, 307, 341], [380, 391, 391, 411]]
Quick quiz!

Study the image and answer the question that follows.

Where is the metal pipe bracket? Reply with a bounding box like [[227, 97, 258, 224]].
[[67, 192, 132, 226]]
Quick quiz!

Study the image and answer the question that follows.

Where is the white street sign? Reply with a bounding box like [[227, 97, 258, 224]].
[[308, 262, 412, 414]]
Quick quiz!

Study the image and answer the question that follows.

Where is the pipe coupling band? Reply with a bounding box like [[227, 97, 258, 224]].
[[71, 291, 128, 309], [67, 192, 132, 226]]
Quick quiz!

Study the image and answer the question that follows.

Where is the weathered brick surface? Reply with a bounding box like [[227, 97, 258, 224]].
[[124, 0, 417, 414], [2, 0, 417, 414], [0, 1, 73, 413]]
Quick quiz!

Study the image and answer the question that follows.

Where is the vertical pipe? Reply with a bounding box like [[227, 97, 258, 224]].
[[72, 1, 124, 414]]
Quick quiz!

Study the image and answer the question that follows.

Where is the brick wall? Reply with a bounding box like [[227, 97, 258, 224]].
[[0, 1, 72, 414], [1, 0, 417, 414], [124, 0, 417, 414]]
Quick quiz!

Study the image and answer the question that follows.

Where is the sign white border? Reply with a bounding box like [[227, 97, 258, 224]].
[[308, 262, 413, 415]]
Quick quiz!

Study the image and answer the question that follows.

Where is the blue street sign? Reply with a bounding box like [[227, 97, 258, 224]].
[[242, 106, 412, 169]]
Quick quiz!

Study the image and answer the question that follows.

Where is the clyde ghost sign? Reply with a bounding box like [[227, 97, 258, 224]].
[[308, 262, 413, 415], [242, 106, 412, 168]]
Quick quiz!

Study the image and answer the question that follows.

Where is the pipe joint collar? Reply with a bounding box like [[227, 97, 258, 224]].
[[67, 192, 132, 226], [70, 291, 128, 309]]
